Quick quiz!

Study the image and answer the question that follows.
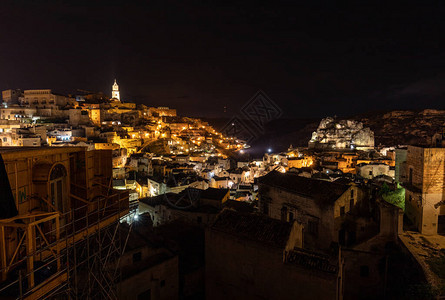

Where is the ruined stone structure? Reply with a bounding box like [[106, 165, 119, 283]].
[[309, 117, 374, 150]]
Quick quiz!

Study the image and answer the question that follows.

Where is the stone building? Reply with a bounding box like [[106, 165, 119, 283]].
[[149, 107, 177, 117], [394, 147, 408, 182], [1, 89, 23, 105], [342, 197, 405, 299], [317, 152, 359, 174], [309, 117, 374, 150], [356, 162, 394, 179], [139, 187, 229, 227], [402, 145, 445, 234], [0, 128, 42, 147], [287, 156, 314, 169], [0, 106, 37, 120], [22, 89, 73, 109], [258, 170, 364, 249], [118, 221, 179, 300], [68, 108, 91, 126], [88, 107, 102, 126], [206, 210, 339, 300]]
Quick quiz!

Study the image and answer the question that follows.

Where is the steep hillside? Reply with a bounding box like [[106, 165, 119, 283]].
[[274, 109, 445, 149], [353, 109, 445, 146], [204, 109, 445, 153]]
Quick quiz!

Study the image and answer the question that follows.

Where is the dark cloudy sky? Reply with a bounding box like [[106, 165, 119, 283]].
[[1, 1, 445, 117]]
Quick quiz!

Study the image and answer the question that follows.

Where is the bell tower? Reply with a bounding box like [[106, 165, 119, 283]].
[[111, 79, 120, 101]]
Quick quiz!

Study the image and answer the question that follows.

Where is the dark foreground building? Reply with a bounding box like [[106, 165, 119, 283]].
[[206, 210, 340, 300]]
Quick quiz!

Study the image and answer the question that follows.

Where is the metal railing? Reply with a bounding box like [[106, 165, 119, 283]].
[[0, 184, 132, 299]]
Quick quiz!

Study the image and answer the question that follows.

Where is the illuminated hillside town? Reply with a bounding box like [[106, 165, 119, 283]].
[[3, 2, 445, 299], [1, 79, 445, 300]]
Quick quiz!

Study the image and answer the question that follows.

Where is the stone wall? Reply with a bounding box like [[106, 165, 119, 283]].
[[118, 254, 179, 300], [259, 182, 366, 249], [404, 146, 445, 234]]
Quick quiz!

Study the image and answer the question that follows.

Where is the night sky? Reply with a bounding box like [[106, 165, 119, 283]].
[[1, 1, 445, 118]]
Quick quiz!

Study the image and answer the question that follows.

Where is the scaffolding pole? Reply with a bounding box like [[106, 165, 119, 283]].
[[0, 182, 135, 300]]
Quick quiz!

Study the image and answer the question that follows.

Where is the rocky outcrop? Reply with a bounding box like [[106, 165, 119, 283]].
[[309, 117, 374, 150]]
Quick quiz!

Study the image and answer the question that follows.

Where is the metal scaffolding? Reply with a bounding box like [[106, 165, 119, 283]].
[[0, 178, 136, 300]]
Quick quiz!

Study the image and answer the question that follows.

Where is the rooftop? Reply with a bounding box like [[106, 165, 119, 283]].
[[0, 146, 87, 159], [399, 231, 445, 291], [200, 187, 229, 201], [223, 200, 255, 213], [211, 209, 292, 248], [259, 170, 350, 204], [212, 175, 230, 181], [140, 190, 223, 213], [139, 194, 170, 207]]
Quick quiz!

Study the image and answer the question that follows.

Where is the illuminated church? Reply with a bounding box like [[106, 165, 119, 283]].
[[111, 79, 120, 102]]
